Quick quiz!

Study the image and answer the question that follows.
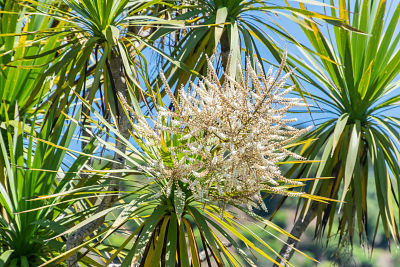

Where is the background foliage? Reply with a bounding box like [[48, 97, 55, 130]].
[[1, 0, 400, 266]]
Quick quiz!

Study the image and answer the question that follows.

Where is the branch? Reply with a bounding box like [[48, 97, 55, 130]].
[[65, 17, 158, 263], [272, 202, 318, 267], [65, 52, 131, 267]]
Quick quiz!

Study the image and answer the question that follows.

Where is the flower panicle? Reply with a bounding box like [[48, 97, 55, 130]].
[[135, 54, 310, 209]]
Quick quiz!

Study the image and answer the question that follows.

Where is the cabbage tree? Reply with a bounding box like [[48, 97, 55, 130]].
[[274, 0, 400, 264]]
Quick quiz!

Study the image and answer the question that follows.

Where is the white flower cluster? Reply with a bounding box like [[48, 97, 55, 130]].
[[133, 53, 310, 209]]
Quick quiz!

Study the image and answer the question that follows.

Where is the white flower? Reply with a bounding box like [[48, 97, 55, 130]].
[[130, 51, 309, 209]]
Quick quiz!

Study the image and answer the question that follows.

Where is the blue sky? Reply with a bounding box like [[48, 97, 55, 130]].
[[66, 0, 400, 157]]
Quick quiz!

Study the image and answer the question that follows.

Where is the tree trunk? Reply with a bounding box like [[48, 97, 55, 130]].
[[220, 29, 230, 72], [66, 52, 131, 267], [273, 202, 318, 267], [65, 20, 156, 265]]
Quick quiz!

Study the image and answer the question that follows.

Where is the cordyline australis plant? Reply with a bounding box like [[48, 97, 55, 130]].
[[118, 55, 316, 261], [56, 54, 323, 266]]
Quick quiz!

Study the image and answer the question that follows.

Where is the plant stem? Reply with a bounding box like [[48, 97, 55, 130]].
[[66, 52, 131, 267], [220, 29, 230, 72], [273, 202, 318, 267]]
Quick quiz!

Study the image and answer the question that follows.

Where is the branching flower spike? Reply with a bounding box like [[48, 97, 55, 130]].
[[134, 53, 311, 210]]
